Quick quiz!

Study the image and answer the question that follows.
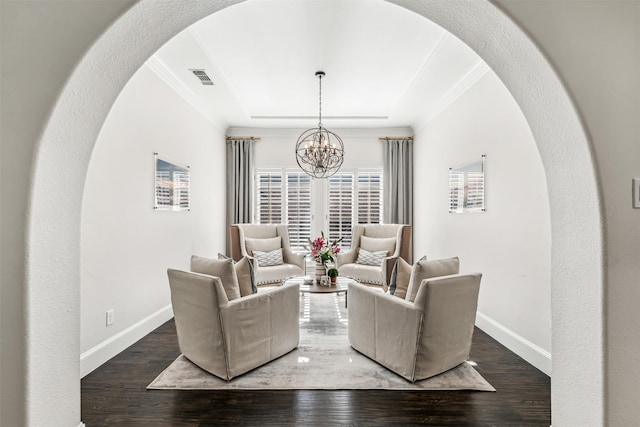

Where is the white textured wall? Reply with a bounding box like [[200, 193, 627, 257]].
[[414, 71, 552, 369], [0, 2, 137, 426], [2, 1, 636, 426], [80, 65, 226, 365], [494, 2, 640, 424]]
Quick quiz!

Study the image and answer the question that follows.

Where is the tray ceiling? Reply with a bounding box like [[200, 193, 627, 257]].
[[148, 0, 489, 130]]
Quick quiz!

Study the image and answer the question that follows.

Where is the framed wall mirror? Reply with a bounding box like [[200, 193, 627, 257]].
[[154, 153, 190, 211], [449, 155, 485, 213]]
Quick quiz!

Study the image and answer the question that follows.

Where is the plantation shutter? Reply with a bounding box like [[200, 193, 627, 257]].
[[328, 173, 354, 248], [286, 172, 312, 252], [357, 171, 383, 224], [256, 171, 283, 223]]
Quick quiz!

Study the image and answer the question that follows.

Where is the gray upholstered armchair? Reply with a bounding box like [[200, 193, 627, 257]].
[[348, 270, 482, 382], [167, 268, 300, 381], [230, 224, 305, 285], [336, 224, 411, 287]]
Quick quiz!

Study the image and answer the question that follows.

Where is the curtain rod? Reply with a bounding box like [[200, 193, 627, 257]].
[[378, 137, 414, 141], [226, 136, 261, 141]]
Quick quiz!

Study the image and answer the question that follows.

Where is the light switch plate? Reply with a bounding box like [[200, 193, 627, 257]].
[[633, 179, 640, 208]]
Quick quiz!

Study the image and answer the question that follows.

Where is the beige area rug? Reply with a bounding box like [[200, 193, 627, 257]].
[[148, 292, 495, 391]]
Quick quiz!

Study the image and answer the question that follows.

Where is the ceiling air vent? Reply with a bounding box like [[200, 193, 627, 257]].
[[190, 69, 214, 86]]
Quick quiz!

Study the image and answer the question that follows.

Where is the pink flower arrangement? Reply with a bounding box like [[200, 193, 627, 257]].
[[309, 231, 343, 265]]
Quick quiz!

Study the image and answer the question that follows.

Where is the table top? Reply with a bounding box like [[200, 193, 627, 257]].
[[283, 275, 356, 293]]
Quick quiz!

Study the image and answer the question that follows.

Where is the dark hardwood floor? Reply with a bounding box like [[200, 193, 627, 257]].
[[82, 316, 551, 426]]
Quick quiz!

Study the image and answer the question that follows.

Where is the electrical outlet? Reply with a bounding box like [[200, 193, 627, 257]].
[[106, 309, 114, 326]]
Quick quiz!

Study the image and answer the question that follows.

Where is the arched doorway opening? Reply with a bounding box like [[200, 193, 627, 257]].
[[25, 1, 603, 425]]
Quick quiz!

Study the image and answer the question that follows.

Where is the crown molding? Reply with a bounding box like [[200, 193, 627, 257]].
[[145, 56, 227, 133], [412, 60, 491, 133]]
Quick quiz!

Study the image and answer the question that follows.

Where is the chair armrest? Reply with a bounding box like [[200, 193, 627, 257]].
[[411, 273, 481, 380], [282, 247, 305, 269], [222, 279, 299, 308], [347, 282, 379, 357], [348, 281, 422, 381], [235, 226, 253, 259], [337, 249, 357, 266], [172, 270, 230, 308], [167, 269, 229, 378], [373, 291, 423, 381], [240, 244, 252, 258], [220, 281, 300, 378]]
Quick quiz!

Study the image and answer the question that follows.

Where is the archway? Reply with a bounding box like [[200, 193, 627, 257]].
[[26, 1, 603, 425]]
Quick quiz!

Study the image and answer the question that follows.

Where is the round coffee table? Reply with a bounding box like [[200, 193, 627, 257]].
[[283, 275, 357, 306]]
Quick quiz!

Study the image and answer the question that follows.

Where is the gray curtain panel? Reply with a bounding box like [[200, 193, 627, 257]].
[[383, 138, 413, 225], [226, 138, 255, 254]]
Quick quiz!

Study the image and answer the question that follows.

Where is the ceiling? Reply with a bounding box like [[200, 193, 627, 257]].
[[148, 0, 489, 131]]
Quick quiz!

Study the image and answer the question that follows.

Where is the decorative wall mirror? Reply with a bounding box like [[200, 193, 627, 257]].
[[449, 155, 485, 213], [154, 153, 190, 211]]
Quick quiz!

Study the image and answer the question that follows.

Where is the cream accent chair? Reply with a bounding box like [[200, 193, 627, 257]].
[[230, 224, 305, 285], [336, 224, 411, 287], [347, 273, 482, 382], [167, 268, 300, 381]]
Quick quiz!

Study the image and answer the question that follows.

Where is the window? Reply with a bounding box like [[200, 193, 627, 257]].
[[327, 171, 383, 248], [256, 171, 283, 223], [286, 172, 312, 252], [327, 173, 354, 247], [256, 170, 311, 252], [357, 172, 383, 224], [255, 168, 383, 252]]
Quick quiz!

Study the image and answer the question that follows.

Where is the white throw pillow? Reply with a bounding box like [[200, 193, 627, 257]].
[[360, 235, 397, 256], [190, 255, 241, 301], [244, 236, 282, 256], [405, 256, 460, 302], [388, 257, 413, 299], [217, 253, 257, 296], [253, 248, 284, 267], [356, 248, 387, 266]]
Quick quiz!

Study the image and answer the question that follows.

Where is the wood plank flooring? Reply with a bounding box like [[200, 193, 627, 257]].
[[82, 318, 551, 426]]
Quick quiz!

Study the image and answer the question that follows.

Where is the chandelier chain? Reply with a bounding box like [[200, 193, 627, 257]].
[[318, 73, 322, 128]]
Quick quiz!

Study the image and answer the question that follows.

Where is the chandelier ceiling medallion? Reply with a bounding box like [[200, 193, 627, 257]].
[[295, 71, 345, 178]]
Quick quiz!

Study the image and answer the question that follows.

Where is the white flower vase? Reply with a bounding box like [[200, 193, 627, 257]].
[[315, 262, 326, 284]]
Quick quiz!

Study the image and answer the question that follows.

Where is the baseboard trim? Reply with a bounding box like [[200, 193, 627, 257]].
[[78, 422, 86, 427], [475, 312, 551, 376], [81, 304, 174, 377]]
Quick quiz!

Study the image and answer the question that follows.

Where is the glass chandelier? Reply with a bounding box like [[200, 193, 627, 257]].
[[295, 71, 345, 178]]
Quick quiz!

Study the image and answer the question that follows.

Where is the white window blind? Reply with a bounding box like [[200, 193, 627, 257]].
[[256, 171, 283, 223], [286, 172, 312, 252], [357, 172, 383, 224], [328, 173, 354, 248]]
